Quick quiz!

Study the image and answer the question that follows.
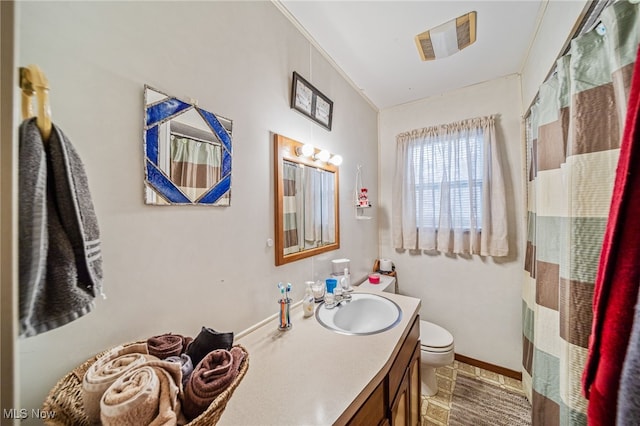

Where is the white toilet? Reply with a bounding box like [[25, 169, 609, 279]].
[[420, 320, 455, 396], [358, 274, 455, 396]]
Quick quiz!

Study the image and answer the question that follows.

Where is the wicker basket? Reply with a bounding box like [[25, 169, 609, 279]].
[[42, 341, 249, 426]]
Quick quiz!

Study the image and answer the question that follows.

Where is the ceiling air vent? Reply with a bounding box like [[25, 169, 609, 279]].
[[415, 11, 477, 61]]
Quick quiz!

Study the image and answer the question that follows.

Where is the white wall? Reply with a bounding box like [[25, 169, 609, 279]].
[[520, 0, 589, 110], [16, 1, 378, 415], [378, 74, 525, 371]]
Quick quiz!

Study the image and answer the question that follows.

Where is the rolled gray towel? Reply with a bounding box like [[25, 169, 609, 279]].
[[166, 353, 194, 387]]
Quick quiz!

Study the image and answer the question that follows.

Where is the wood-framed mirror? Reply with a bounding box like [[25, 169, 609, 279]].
[[274, 133, 340, 266]]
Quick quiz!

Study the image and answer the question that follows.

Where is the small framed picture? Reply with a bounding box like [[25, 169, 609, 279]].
[[290, 71, 333, 131]]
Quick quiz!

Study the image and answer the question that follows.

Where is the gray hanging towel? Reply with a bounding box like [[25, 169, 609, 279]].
[[19, 118, 103, 338]]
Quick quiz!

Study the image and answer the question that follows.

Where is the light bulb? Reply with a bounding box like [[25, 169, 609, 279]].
[[329, 155, 343, 166], [296, 144, 315, 157], [315, 150, 330, 162]]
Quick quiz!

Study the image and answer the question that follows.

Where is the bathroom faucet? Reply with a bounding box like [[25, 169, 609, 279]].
[[334, 291, 351, 307]]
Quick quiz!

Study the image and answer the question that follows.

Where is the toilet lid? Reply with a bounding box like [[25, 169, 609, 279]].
[[422, 343, 454, 353], [420, 320, 454, 349]]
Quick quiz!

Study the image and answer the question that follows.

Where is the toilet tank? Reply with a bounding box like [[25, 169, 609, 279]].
[[358, 275, 396, 293]]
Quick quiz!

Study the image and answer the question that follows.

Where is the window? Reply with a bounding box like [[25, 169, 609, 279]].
[[392, 115, 508, 256], [411, 132, 483, 230]]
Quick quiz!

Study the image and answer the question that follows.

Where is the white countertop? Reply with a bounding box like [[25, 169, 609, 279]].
[[218, 281, 420, 426]]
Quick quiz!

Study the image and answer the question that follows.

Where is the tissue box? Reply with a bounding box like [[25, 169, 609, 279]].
[[331, 258, 350, 275]]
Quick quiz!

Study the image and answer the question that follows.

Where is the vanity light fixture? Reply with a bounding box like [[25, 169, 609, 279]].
[[314, 149, 331, 163], [329, 154, 343, 166], [294, 142, 342, 166], [296, 143, 315, 157]]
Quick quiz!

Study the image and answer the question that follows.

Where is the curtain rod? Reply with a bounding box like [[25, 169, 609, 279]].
[[170, 131, 220, 147]]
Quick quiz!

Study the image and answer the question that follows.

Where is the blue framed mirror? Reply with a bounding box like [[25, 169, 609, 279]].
[[143, 85, 232, 205]]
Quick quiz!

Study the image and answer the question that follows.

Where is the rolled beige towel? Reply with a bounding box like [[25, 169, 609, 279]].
[[82, 343, 152, 423], [100, 360, 187, 426]]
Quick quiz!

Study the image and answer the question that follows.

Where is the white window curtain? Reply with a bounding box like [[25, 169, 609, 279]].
[[392, 115, 508, 256]]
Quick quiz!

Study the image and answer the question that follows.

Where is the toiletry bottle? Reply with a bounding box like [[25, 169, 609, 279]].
[[303, 282, 315, 317], [342, 267, 351, 291], [341, 267, 352, 300]]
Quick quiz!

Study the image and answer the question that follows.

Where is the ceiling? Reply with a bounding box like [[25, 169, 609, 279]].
[[277, 1, 545, 110]]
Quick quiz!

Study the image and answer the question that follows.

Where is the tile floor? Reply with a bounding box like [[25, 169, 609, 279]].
[[421, 361, 527, 425]]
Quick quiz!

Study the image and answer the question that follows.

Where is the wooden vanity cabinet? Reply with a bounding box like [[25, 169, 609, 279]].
[[389, 315, 420, 426], [346, 314, 421, 426], [392, 341, 421, 425], [408, 343, 421, 425], [390, 369, 409, 425], [347, 379, 386, 426]]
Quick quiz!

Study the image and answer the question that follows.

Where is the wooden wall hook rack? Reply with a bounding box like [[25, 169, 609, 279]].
[[19, 64, 52, 141]]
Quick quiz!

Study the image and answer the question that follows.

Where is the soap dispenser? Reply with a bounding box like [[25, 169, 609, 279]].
[[303, 281, 315, 318]]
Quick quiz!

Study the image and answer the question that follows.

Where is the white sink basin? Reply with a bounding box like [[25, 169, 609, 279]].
[[315, 293, 402, 335]]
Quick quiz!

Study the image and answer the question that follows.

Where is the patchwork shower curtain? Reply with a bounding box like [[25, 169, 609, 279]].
[[523, 1, 639, 424], [282, 161, 301, 255], [170, 136, 222, 201], [282, 164, 336, 254]]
